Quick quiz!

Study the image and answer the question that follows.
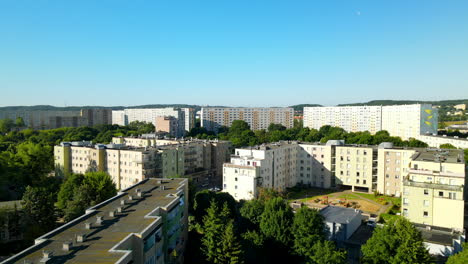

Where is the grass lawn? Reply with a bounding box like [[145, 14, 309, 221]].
[[351, 192, 401, 206]]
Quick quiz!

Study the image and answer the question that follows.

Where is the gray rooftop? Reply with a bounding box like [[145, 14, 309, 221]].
[[412, 149, 464, 164], [320, 206, 361, 224]]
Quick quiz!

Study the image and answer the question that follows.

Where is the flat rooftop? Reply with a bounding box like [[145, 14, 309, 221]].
[[412, 149, 464, 164], [4, 178, 187, 264], [320, 206, 361, 224]]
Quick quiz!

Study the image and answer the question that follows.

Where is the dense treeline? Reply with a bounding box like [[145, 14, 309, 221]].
[[0, 119, 154, 201], [187, 189, 347, 264], [188, 120, 429, 148], [187, 189, 442, 264]]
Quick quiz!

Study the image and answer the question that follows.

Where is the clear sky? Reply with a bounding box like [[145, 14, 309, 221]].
[[1, 0, 467, 107]]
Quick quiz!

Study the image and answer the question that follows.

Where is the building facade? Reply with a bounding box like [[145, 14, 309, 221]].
[[416, 134, 468, 149], [201, 107, 294, 133], [111, 108, 193, 137], [55, 137, 231, 190], [3, 178, 188, 264], [303, 106, 382, 134], [155, 116, 179, 137], [402, 149, 466, 232], [0, 108, 112, 130], [303, 104, 438, 140]]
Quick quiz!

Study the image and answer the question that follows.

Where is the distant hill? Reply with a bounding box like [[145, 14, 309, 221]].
[[337, 99, 468, 107], [289, 104, 322, 111]]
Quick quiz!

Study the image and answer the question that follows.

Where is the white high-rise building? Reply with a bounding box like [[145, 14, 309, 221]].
[[112, 108, 194, 137], [303, 106, 382, 133], [303, 104, 438, 140], [201, 107, 294, 133]]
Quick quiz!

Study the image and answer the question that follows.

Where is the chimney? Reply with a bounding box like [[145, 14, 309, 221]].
[[85, 222, 92, 230], [135, 188, 141, 193], [62, 241, 72, 252], [117, 206, 123, 213], [109, 210, 116, 218], [40, 251, 53, 263], [137, 191, 143, 198], [120, 199, 126, 206], [76, 234, 86, 243], [161, 185, 166, 190], [128, 195, 133, 201], [96, 215, 103, 226]]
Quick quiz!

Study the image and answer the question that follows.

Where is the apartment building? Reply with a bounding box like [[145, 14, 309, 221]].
[[3, 178, 188, 264], [181, 108, 195, 132], [303, 104, 438, 140], [0, 108, 112, 130], [223, 140, 466, 202], [303, 106, 382, 134], [402, 149, 466, 232], [381, 104, 437, 140], [55, 138, 231, 190], [111, 108, 192, 136], [417, 134, 468, 149], [223, 141, 339, 200], [201, 107, 294, 133], [334, 145, 377, 193], [156, 116, 179, 137], [376, 143, 416, 197]]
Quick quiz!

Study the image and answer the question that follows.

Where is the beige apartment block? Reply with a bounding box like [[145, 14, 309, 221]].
[[334, 145, 377, 193], [155, 116, 179, 137], [377, 143, 416, 197], [402, 149, 466, 231], [296, 143, 335, 188], [201, 107, 294, 133], [55, 138, 231, 190]]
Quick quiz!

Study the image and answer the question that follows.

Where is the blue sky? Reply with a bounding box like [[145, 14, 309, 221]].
[[1, 0, 467, 107]]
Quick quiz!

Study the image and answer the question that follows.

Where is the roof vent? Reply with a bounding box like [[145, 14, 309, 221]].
[[135, 188, 141, 193], [120, 199, 126, 205], [137, 191, 143, 198], [62, 241, 72, 252], [161, 185, 166, 190], [96, 215, 103, 226], [117, 206, 123, 213], [40, 251, 53, 263], [76, 234, 86, 243], [128, 195, 134, 201], [109, 210, 116, 218], [85, 222, 92, 230]]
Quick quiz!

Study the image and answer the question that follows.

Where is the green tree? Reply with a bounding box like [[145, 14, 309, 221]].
[[240, 199, 264, 226], [259, 197, 293, 246], [15, 117, 25, 128], [439, 143, 457, 149], [268, 123, 286, 132], [446, 243, 468, 264], [361, 218, 432, 264], [0, 118, 14, 133], [201, 200, 224, 263], [406, 138, 429, 148], [218, 220, 243, 264], [56, 174, 85, 211], [21, 186, 56, 235], [292, 206, 325, 257], [309, 240, 347, 264]]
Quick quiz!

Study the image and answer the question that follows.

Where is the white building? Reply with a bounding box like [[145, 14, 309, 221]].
[[303, 106, 382, 134], [381, 104, 437, 140], [201, 107, 294, 133], [417, 134, 468, 149], [112, 108, 193, 137], [303, 104, 438, 140]]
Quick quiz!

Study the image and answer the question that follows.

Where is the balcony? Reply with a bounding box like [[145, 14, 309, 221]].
[[403, 180, 463, 192]]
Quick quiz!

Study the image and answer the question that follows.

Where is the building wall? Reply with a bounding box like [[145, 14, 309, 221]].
[[201, 107, 294, 132], [334, 146, 376, 193], [417, 135, 468, 149], [297, 144, 334, 188], [223, 165, 259, 200], [377, 148, 416, 196], [303, 106, 382, 134], [402, 157, 465, 231]]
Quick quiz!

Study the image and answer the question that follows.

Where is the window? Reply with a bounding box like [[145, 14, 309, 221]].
[[439, 191, 444, 197], [424, 189, 429, 195], [235, 177, 238, 181], [403, 208, 408, 216], [449, 192, 456, 199], [423, 211, 428, 217], [423, 200, 429, 207], [235, 185, 238, 189], [357, 172, 360, 177], [403, 198, 409, 205]]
